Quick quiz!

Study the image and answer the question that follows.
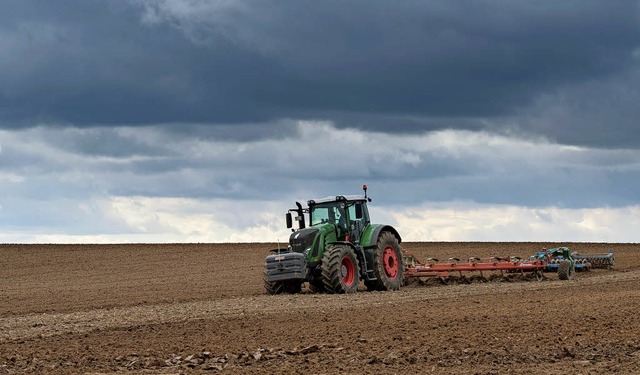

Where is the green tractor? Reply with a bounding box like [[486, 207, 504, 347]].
[[264, 186, 404, 294]]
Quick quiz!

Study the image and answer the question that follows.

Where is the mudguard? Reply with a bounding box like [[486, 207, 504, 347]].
[[359, 224, 402, 248]]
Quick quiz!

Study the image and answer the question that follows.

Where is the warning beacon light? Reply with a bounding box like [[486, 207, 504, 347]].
[[363, 184, 371, 202]]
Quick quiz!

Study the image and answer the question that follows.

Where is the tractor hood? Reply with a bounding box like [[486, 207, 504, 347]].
[[289, 227, 319, 253]]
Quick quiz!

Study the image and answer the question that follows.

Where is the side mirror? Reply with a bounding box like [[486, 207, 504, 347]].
[[286, 212, 293, 229], [355, 203, 363, 219]]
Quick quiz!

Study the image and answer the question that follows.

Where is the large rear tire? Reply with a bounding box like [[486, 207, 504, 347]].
[[321, 245, 360, 294], [367, 232, 404, 291], [557, 259, 574, 280]]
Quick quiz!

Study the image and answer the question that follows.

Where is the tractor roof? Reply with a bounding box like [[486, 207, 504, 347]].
[[307, 195, 367, 206]]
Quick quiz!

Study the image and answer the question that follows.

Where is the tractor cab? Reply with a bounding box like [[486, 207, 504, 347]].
[[306, 196, 370, 243], [285, 186, 373, 245]]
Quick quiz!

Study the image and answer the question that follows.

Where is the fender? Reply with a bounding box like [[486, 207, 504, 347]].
[[360, 224, 402, 248]]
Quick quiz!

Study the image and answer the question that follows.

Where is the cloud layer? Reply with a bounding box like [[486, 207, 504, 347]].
[[2, 123, 639, 242], [1, 1, 639, 145], [1, 1, 639, 242]]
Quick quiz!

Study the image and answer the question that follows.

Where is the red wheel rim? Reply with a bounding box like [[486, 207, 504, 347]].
[[382, 246, 399, 279], [341, 256, 355, 286]]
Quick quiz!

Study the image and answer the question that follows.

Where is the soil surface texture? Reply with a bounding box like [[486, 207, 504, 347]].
[[1, 242, 639, 374]]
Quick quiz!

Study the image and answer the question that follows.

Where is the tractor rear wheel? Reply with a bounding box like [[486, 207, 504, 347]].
[[321, 245, 360, 294], [367, 232, 404, 291], [264, 278, 302, 294], [557, 259, 574, 280]]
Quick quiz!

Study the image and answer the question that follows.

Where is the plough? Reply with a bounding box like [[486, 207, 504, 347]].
[[403, 247, 615, 284], [573, 250, 615, 269], [534, 247, 615, 273], [403, 252, 547, 283]]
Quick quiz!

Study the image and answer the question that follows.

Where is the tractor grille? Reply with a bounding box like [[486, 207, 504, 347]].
[[289, 228, 318, 253]]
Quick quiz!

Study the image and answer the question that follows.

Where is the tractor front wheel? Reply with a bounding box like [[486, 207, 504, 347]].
[[367, 232, 404, 291], [264, 278, 302, 294], [321, 245, 360, 294]]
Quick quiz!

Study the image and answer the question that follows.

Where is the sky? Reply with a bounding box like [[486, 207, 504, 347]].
[[1, 0, 640, 243]]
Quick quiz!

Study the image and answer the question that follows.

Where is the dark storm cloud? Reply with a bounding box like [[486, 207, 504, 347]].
[[154, 121, 301, 142], [0, 0, 278, 126], [504, 65, 640, 148], [1, 0, 639, 146]]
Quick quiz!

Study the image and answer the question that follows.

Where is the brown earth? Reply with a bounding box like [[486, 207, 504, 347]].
[[1, 242, 639, 374]]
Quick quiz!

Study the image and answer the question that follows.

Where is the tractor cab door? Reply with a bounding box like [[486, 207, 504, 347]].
[[334, 204, 348, 240], [347, 201, 368, 244]]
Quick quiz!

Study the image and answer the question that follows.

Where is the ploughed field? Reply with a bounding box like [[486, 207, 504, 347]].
[[1, 242, 639, 374]]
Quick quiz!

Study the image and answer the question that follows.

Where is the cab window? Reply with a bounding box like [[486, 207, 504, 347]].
[[310, 203, 346, 227]]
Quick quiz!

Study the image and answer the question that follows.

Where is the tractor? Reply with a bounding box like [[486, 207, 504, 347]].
[[264, 185, 403, 294]]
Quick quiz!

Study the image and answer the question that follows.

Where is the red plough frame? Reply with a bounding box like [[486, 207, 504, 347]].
[[403, 252, 547, 280]]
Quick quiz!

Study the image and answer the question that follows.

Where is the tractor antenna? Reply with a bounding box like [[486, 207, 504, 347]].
[[363, 184, 371, 202]]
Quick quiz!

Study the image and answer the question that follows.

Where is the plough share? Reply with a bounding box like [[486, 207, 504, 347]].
[[403, 252, 547, 283]]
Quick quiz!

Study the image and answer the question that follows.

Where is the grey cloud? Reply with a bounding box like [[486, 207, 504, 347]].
[[1, 0, 639, 148], [48, 128, 167, 158], [153, 121, 301, 142], [0, 193, 131, 235], [1, 122, 640, 240], [503, 65, 640, 148]]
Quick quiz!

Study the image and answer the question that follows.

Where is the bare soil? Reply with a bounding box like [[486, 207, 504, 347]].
[[1, 242, 639, 374]]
